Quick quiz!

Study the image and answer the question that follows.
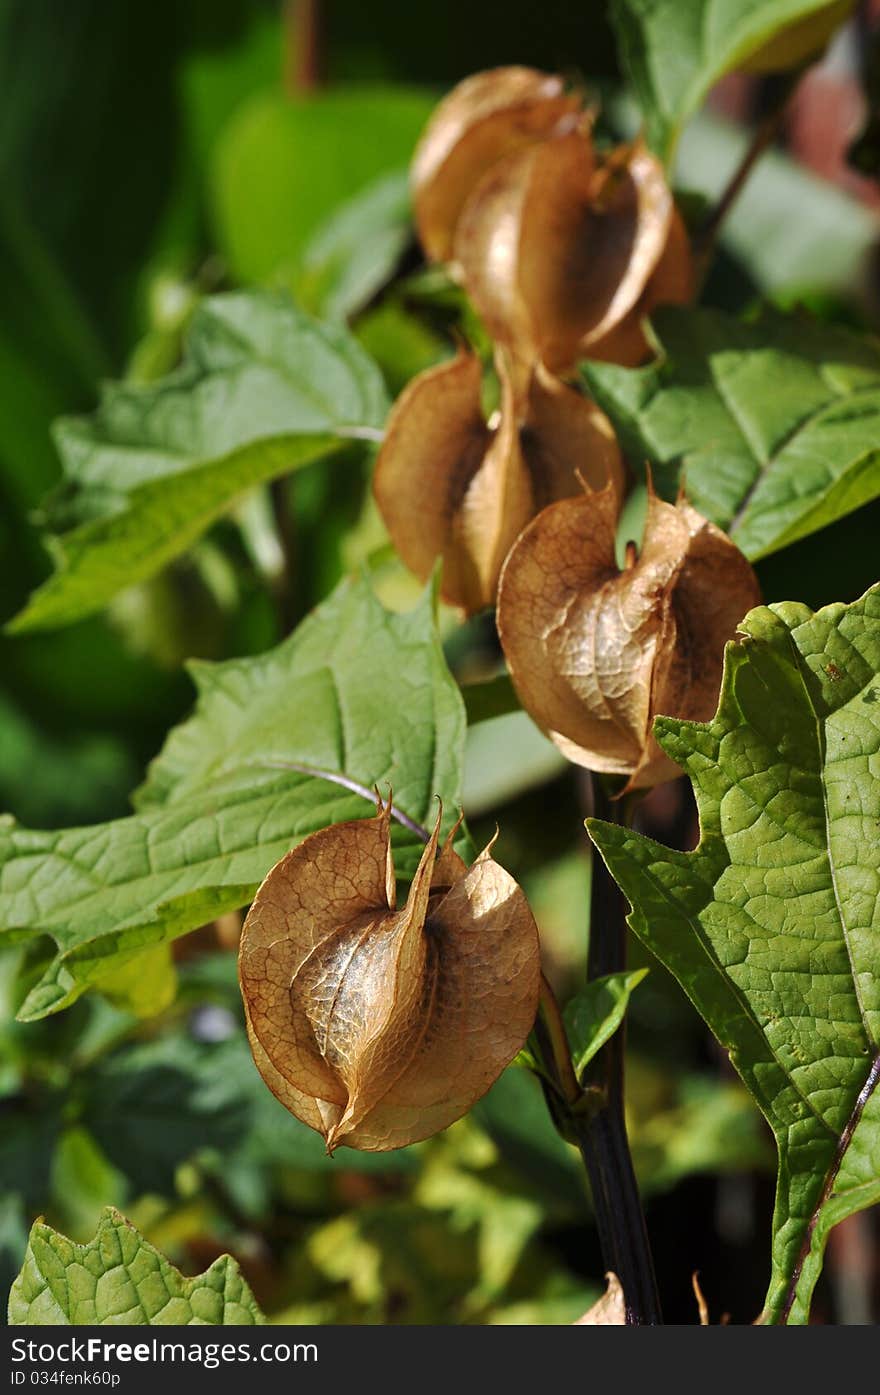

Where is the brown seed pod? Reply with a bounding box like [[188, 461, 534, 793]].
[[496, 480, 762, 790], [411, 65, 581, 264], [583, 207, 694, 368], [373, 348, 623, 614], [238, 800, 541, 1152], [454, 132, 689, 373]]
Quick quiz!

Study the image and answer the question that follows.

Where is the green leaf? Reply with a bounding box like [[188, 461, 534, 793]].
[[92, 944, 177, 1019], [295, 171, 413, 321], [7, 1208, 264, 1325], [584, 306, 880, 562], [80, 1036, 250, 1198], [1, 575, 468, 1021], [463, 713, 567, 817], [210, 85, 433, 284], [589, 584, 880, 1323], [612, 0, 855, 161], [7, 291, 388, 633], [564, 970, 649, 1080]]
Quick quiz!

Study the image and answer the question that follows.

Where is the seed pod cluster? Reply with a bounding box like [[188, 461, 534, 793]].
[[374, 66, 694, 615]]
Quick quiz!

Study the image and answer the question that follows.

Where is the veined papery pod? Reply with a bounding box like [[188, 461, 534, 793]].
[[582, 207, 694, 368], [496, 481, 761, 790], [454, 132, 685, 374], [238, 800, 540, 1152], [373, 349, 623, 613], [411, 66, 582, 264]]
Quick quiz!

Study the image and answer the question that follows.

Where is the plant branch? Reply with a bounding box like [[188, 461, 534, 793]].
[[693, 70, 802, 284], [576, 774, 662, 1325], [283, 0, 322, 96]]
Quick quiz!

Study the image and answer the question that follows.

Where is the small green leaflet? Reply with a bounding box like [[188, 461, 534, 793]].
[[7, 291, 388, 633], [584, 306, 880, 562], [295, 171, 413, 322], [612, 0, 854, 161], [564, 970, 649, 1081], [589, 584, 880, 1323], [8, 1208, 265, 1324], [0, 575, 468, 1021]]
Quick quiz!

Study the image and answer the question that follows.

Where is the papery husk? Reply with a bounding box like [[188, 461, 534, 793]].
[[583, 207, 694, 368], [574, 1273, 626, 1325], [454, 133, 674, 374], [238, 800, 540, 1152], [373, 348, 623, 613], [411, 66, 581, 264], [496, 479, 762, 790]]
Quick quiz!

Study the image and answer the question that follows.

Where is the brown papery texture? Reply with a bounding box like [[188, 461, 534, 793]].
[[373, 349, 622, 613], [455, 134, 681, 374], [238, 800, 540, 1152], [496, 482, 762, 790], [574, 1273, 626, 1325], [583, 207, 694, 368], [411, 66, 580, 264]]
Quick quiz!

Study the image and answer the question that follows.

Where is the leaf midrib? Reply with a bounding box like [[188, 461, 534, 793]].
[[780, 1048, 880, 1322]]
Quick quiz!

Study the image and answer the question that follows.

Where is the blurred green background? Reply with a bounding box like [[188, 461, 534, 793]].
[[1, 0, 878, 1325]]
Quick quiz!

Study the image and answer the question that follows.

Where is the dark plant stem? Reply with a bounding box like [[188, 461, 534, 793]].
[[693, 70, 802, 287], [283, 0, 322, 96], [577, 775, 662, 1325]]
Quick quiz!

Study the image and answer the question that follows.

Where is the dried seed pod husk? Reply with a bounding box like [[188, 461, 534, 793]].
[[238, 800, 541, 1152], [496, 480, 761, 790], [411, 66, 581, 264], [574, 1273, 626, 1325], [582, 207, 694, 368], [454, 133, 674, 374], [373, 349, 623, 613]]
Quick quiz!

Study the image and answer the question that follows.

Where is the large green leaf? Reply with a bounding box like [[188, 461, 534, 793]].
[[7, 292, 388, 633], [0, 576, 467, 1021], [589, 584, 880, 1323], [612, 0, 855, 161], [584, 306, 880, 562], [210, 85, 433, 284], [8, 1208, 264, 1325]]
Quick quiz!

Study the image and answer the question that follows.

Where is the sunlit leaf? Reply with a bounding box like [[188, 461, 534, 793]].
[[8, 292, 387, 633], [564, 969, 648, 1080], [585, 306, 880, 562], [590, 584, 880, 1322], [613, 0, 855, 161], [8, 1208, 264, 1325]]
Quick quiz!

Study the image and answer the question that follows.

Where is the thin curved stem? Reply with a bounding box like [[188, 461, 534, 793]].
[[538, 973, 583, 1107], [693, 70, 803, 287]]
